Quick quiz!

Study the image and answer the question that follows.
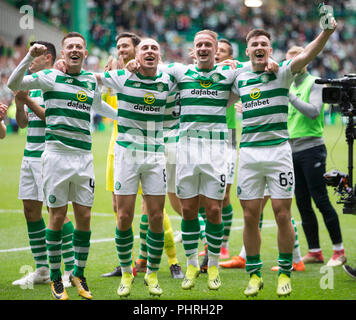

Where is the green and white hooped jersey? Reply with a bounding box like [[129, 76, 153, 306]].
[[163, 91, 180, 145], [100, 69, 175, 155], [27, 69, 102, 153], [160, 63, 245, 142], [23, 89, 45, 160], [234, 60, 295, 148]]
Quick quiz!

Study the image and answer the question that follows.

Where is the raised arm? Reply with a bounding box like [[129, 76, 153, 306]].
[[7, 44, 52, 91], [290, 18, 337, 74]]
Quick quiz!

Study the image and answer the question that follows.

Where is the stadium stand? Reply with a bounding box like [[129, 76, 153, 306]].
[[2, 1, 355, 72]]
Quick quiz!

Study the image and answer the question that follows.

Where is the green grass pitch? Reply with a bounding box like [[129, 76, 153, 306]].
[[0, 119, 355, 301]]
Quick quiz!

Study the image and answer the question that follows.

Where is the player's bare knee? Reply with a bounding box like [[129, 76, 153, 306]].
[[182, 207, 197, 220], [116, 210, 131, 228], [23, 205, 42, 222], [274, 210, 292, 228], [243, 214, 260, 230], [205, 206, 221, 224], [148, 210, 164, 231]]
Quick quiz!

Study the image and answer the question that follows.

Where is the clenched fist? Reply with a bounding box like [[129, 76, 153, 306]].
[[29, 44, 47, 58]]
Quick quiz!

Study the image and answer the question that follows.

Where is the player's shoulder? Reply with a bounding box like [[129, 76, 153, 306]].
[[216, 64, 237, 72], [156, 70, 176, 84], [167, 62, 185, 69], [278, 59, 293, 70], [277, 59, 294, 78], [29, 89, 43, 97], [216, 64, 240, 79], [103, 68, 127, 80], [78, 70, 95, 78], [31, 68, 55, 79]]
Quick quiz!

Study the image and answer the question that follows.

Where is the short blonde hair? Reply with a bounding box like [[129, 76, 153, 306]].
[[194, 29, 218, 43], [287, 46, 304, 57], [137, 38, 160, 50]]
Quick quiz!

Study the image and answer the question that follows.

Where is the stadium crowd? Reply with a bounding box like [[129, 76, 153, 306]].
[[6, 0, 356, 70]]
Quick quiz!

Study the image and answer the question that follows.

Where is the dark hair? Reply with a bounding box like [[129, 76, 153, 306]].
[[61, 32, 87, 47], [115, 32, 141, 47], [246, 29, 272, 43], [218, 38, 233, 56], [30, 40, 57, 65]]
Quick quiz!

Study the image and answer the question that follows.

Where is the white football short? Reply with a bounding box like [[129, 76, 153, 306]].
[[113, 144, 167, 195], [175, 137, 228, 200], [42, 150, 95, 208], [176, 162, 228, 200], [236, 142, 295, 200], [18, 158, 45, 203]]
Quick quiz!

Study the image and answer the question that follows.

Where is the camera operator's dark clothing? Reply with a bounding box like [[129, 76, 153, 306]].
[[288, 72, 343, 250], [292, 144, 342, 249]]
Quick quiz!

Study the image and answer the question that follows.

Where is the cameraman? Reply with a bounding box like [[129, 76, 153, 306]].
[[287, 46, 346, 267]]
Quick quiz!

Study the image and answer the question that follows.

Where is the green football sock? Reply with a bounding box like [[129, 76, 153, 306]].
[[73, 229, 91, 278], [198, 207, 206, 221], [46, 228, 62, 281], [146, 229, 164, 273], [27, 218, 48, 269], [181, 218, 200, 260], [205, 220, 224, 267], [62, 220, 74, 272], [246, 254, 263, 278], [222, 204, 233, 248], [115, 227, 134, 270], [198, 213, 207, 244], [278, 252, 293, 277]]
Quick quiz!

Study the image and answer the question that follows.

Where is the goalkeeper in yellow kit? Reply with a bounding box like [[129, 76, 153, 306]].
[[101, 32, 183, 279]]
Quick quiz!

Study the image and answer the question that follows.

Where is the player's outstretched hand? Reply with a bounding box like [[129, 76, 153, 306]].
[[218, 59, 241, 69], [326, 16, 337, 32], [29, 44, 47, 58], [14, 90, 30, 104], [104, 56, 114, 72], [117, 55, 124, 69], [125, 59, 140, 73], [0, 103, 8, 121], [104, 55, 123, 72], [54, 59, 67, 73], [319, 4, 337, 32], [265, 60, 279, 73]]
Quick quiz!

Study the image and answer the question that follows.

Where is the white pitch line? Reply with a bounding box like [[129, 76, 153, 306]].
[[0, 224, 278, 254], [0, 208, 286, 254], [0, 208, 278, 223]]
